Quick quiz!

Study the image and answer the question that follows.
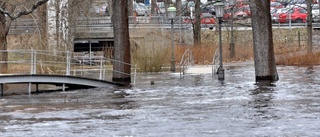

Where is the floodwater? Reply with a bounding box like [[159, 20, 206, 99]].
[[1, 62, 320, 137]]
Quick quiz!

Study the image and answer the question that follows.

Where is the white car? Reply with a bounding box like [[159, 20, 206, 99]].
[[312, 4, 320, 22]]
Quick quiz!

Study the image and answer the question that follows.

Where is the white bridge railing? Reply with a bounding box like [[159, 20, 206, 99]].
[[0, 50, 136, 86]]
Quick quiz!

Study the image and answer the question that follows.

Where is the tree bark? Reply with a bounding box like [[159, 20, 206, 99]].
[[193, 0, 201, 46], [250, 0, 278, 82], [112, 0, 131, 84], [0, 2, 7, 74]]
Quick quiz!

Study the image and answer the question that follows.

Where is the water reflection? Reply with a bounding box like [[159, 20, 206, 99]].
[[248, 81, 278, 129]]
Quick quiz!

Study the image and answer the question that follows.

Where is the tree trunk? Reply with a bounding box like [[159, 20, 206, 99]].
[[38, 4, 47, 50], [107, 0, 113, 16], [0, 2, 7, 74], [164, 0, 168, 16], [112, 0, 131, 84], [0, 0, 49, 74], [193, 0, 201, 46], [250, 0, 278, 82], [128, 0, 133, 16], [151, 0, 158, 15], [176, 0, 182, 16]]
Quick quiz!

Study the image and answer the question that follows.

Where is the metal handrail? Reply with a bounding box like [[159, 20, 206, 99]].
[[212, 49, 219, 77], [0, 50, 137, 86], [179, 49, 194, 78]]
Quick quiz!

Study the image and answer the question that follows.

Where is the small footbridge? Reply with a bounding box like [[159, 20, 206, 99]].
[[179, 49, 219, 77], [0, 50, 136, 96]]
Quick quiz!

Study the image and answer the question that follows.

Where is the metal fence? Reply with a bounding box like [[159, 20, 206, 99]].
[[0, 50, 136, 85]]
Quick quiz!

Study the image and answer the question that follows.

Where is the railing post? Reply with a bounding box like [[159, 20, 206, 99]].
[[28, 82, 31, 95], [289, 12, 292, 29], [30, 49, 34, 74], [99, 56, 103, 80], [66, 51, 70, 76], [133, 64, 137, 86], [34, 50, 37, 74], [298, 31, 301, 48], [103, 68, 106, 80], [0, 84, 3, 97]]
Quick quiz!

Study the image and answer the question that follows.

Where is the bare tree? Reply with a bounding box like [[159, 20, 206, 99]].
[[112, 0, 131, 83], [0, 0, 49, 74], [151, 0, 158, 15], [193, 0, 201, 46], [249, 0, 278, 82]]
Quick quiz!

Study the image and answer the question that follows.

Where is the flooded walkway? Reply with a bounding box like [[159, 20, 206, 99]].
[[1, 64, 320, 137]]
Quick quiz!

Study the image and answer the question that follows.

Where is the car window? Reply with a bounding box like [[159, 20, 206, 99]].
[[299, 9, 307, 13], [289, 9, 294, 14]]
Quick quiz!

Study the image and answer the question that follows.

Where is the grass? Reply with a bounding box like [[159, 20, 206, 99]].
[[277, 52, 320, 66]]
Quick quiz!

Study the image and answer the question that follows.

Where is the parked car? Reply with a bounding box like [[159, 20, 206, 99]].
[[156, 2, 166, 14], [134, 2, 148, 16], [235, 5, 251, 19], [276, 8, 307, 23], [270, 1, 284, 11], [183, 13, 216, 29], [271, 7, 290, 22], [312, 4, 320, 22]]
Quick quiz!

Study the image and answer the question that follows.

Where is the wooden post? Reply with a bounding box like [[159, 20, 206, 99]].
[[307, 0, 313, 53], [298, 31, 301, 48], [36, 84, 39, 92], [0, 84, 3, 97]]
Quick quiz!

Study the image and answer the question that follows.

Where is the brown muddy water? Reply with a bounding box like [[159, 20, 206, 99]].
[[1, 63, 320, 137]]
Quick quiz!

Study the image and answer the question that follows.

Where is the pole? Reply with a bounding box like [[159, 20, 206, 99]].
[[89, 40, 92, 65], [307, 0, 313, 53], [0, 84, 3, 97], [230, 6, 235, 58], [171, 19, 176, 72], [217, 18, 224, 81], [298, 31, 301, 48]]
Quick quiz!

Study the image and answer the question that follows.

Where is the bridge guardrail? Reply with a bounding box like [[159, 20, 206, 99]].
[[0, 50, 136, 86]]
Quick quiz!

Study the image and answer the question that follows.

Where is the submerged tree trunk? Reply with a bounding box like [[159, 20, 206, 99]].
[[250, 0, 278, 82], [193, 0, 201, 46], [112, 0, 131, 84]]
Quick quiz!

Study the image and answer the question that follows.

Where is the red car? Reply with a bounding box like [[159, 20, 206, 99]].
[[183, 13, 216, 28], [276, 8, 307, 23]]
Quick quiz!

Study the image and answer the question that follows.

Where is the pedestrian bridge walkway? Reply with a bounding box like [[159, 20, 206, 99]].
[[0, 50, 136, 96], [179, 49, 254, 77]]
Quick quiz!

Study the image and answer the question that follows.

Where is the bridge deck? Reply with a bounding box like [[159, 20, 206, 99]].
[[0, 74, 125, 96]]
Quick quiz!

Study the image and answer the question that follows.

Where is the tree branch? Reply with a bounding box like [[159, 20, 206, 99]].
[[0, 0, 49, 21]]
